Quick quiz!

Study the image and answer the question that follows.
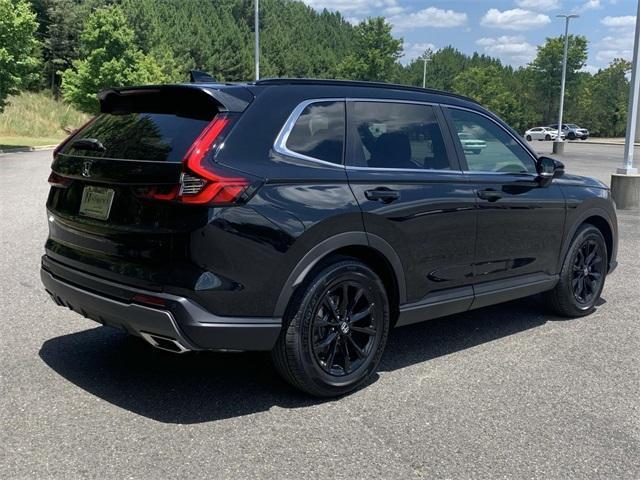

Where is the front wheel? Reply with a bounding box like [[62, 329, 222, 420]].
[[545, 134, 551, 141], [568, 132, 576, 140], [547, 224, 607, 317], [272, 258, 390, 397], [526, 135, 532, 141]]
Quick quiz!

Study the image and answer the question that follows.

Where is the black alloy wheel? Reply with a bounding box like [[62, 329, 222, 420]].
[[311, 281, 379, 376], [272, 258, 389, 397], [547, 224, 607, 317], [571, 238, 605, 305]]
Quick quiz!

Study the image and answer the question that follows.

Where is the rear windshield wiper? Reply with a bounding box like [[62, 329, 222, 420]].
[[70, 138, 106, 152]]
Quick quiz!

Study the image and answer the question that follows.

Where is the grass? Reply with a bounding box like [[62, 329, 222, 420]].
[[0, 135, 64, 150], [0, 92, 88, 147]]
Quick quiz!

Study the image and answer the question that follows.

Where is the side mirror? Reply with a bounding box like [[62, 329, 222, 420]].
[[537, 156, 564, 186]]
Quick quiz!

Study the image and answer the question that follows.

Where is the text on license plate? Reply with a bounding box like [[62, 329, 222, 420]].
[[79, 186, 115, 220]]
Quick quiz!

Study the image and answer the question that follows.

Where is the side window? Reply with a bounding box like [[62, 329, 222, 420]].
[[450, 108, 537, 174], [348, 101, 452, 170], [285, 101, 345, 164]]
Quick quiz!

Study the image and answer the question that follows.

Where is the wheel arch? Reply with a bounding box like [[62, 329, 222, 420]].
[[561, 208, 616, 271], [581, 215, 614, 266], [273, 232, 406, 322]]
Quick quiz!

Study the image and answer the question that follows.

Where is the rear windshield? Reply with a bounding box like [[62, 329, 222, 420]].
[[62, 112, 212, 162]]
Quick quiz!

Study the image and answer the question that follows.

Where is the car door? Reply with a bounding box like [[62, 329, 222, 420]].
[[345, 100, 477, 322], [444, 107, 566, 306], [531, 128, 541, 140]]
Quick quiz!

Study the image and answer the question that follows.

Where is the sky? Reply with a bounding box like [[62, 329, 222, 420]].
[[300, 0, 638, 72]]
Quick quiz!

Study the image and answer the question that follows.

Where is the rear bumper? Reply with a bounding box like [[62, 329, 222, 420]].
[[41, 259, 281, 352]]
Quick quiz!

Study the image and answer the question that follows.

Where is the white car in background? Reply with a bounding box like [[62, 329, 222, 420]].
[[524, 127, 563, 141], [457, 132, 486, 154]]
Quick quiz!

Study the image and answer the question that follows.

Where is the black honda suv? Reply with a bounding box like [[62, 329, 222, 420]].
[[41, 79, 618, 396]]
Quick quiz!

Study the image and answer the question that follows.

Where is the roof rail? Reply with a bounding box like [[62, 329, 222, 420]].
[[253, 78, 478, 104]]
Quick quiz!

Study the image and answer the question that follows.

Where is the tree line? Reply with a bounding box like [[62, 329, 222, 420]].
[[1, 0, 631, 136]]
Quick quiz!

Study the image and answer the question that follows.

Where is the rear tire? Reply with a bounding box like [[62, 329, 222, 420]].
[[547, 224, 607, 317], [568, 132, 576, 140], [272, 258, 390, 397], [545, 134, 551, 141]]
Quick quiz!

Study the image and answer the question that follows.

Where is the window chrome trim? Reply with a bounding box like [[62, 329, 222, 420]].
[[445, 104, 539, 173], [345, 97, 438, 107], [275, 97, 538, 175], [273, 98, 346, 168], [345, 166, 455, 173]]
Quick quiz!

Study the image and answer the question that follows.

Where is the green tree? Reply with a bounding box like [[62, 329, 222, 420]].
[[0, 0, 40, 111], [401, 46, 503, 91], [61, 5, 167, 113], [530, 35, 588, 123], [453, 65, 524, 130], [583, 59, 630, 136], [337, 17, 402, 81]]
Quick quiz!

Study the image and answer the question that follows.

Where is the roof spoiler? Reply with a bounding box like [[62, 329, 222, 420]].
[[98, 84, 253, 114], [190, 70, 216, 83]]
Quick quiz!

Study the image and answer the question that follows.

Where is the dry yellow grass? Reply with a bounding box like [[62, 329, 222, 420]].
[[0, 92, 89, 140]]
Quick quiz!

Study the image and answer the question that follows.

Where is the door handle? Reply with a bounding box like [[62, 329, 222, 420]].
[[477, 188, 503, 202], [365, 188, 400, 203]]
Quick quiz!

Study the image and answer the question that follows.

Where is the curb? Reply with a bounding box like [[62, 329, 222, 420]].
[[0, 145, 57, 154], [573, 140, 640, 147]]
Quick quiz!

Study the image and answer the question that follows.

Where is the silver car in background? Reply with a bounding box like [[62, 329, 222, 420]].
[[548, 123, 589, 140], [524, 126, 563, 141]]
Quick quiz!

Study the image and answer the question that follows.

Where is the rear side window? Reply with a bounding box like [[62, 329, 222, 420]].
[[348, 101, 452, 170], [285, 101, 345, 164], [62, 112, 213, 162]]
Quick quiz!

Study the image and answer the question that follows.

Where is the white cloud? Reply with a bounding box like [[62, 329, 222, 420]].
[[515, 0, 561, 10], [481, 9, 551, 31], [476, 35, 536, 65], [384, 6, 405, 15], [595, 30, 634, 63], [580, 65, 600, 74], [401, 42, 437, 64], [390, 7, 468, 32], [601, 16, 636, 28], [582, 0, 602, 10]]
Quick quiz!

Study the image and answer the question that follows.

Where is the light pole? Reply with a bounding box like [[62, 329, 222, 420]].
[[552, 14, 579, 155], [611, 0, 640, 209], [620, 0, 640, 175], [421, 50, 433, 88], [254, 0, 260, 81], [422, 57, 427, 88]]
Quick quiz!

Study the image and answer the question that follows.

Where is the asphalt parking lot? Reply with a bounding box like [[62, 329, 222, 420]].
[[1, 146, 638, 479]]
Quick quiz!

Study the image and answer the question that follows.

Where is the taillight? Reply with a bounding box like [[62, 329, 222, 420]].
[[47, 171, 73, 188], [178, 113, 253, 205], [135, 113, 259, 206], [52, 116, 98, 158]]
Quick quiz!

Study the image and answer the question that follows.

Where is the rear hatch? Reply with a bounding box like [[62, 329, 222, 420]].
[[45, 84, 255, 290]]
